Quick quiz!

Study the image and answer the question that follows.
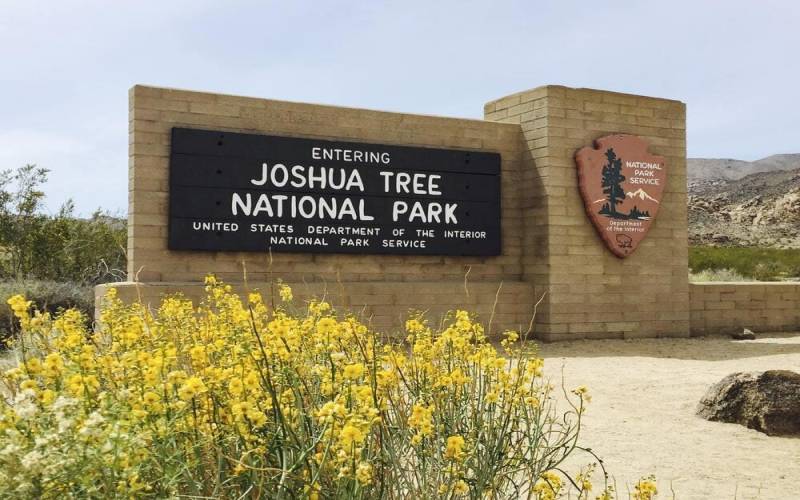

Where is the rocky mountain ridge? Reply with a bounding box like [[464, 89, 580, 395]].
[[688, 154, 800, 247]]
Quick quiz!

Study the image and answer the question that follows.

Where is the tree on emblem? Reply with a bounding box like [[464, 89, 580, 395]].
[[599, 148, 626, 218]]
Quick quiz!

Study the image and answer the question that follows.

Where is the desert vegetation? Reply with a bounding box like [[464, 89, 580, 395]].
[[0, 278, 669, 498], [689, 246, 800, 281], [0, 165, 126, 340]]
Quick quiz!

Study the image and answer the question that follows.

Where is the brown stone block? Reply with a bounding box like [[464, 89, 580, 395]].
[[130, 108, 161, 121], [135, 96, 190, 113], [584, 101, 620, 114], [619, 105, 654, 117], [189, 102, 241, 117], [568, 322, 607, 334], [604, 321, 639, 332]]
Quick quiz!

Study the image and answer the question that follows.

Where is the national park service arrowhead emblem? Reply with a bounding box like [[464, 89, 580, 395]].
[[575, 135, 667, 258]]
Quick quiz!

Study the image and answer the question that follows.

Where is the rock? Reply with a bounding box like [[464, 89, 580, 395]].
[[687, 165, 800, 249], [711, 233, 731, 244], [731, 328, 756, 340], [697, 370, 800, 436]]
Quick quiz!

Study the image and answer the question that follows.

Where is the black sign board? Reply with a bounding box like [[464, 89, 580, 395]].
[[168, 128, 501, 255]]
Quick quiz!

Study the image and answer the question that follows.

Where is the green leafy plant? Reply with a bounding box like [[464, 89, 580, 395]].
[[0, 164, 126, 284], [689, 246, 800, 281]]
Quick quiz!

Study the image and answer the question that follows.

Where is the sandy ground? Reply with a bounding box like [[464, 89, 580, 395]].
[[538, 333, 800, 500]]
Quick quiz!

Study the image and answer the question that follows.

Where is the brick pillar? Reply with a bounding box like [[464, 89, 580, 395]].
[[485, 86, 689, 340]]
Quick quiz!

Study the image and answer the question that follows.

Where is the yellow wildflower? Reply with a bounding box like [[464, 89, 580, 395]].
[[633, 476, 657, 500], [533, 470, 562, 500], [278, 283, 293, 302], [453, 479, 469, 494], [7, 294, 32, 329], [228, 378, 244, 396], [142, 391, 160, 406], [339, 424, 364, 448], [178, 376, 208, 401], [355, 462, 372, 485], [342, 363, 365, 380], [408, 403, 434, 437], [444, 435, 466, 462], [572, 385, 592, 403], [246, 409, 268, 426]]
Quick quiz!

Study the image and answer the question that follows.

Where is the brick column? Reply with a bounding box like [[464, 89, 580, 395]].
[[485, 86, 689, 340]]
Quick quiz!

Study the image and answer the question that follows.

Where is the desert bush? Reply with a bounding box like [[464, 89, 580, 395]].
[[0, 277, 620, 499], [689, 268, 748, 282], [751, 262, 783, 282], [689, 246, 800, 280], [0, 280, 93, 345], [0, 164, 126, 285]]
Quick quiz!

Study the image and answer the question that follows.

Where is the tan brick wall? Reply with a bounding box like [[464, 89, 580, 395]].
[[690, 282, 800, 334], [486, 86, 689, 341], [128, 85, 523, 284], [123, 85, 534, 334]]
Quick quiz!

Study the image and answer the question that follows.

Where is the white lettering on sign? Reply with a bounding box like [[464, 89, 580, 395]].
[[311, 147, 390, 165], [192, 221, 239, 232], [307, 226, 381, 236], [444, 230, 487, 239], [250, 223, 293, 233], [391, 201, 458, 224], [379, 171, 441, 195], [626, 162, 662, 186], [382, 239, 426, 248], [232, 193, 375, 221], [251, 163, 365, 191], [269, 235, 329, 246], [626, 161, 661, 170], [628, 177, 660, 185]]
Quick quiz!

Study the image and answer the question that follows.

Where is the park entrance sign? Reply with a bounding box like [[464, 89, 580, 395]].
[[168, 128, 501, 255], [575, 135, 667, 258], [112, 84, 690, 341]]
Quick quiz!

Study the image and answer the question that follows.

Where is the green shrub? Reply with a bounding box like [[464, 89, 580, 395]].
[[0, 280, 93, 344], [0, 165, 126, 285], [689, 246, 800, 281]]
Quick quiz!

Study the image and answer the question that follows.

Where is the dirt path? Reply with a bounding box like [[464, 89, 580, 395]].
[[539, 333, 800, 499]]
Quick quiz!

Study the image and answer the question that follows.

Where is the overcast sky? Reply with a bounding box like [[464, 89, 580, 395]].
[[1, 0, 798, 215]]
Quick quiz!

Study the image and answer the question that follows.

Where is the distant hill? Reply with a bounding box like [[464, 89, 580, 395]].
[[687, 155, 800, 248], [688, 153, 800, 182]]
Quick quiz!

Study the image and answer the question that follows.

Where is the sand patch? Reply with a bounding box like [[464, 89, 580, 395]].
[[539, 333, 800, 499]]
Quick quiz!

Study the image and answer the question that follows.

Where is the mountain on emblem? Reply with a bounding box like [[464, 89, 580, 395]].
[[626, 188, 659, 203], [575, 135, 667, 258]]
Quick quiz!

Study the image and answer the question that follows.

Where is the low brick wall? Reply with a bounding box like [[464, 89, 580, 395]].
[[689, 282, 800, 335], [96, 281, 800, 339]]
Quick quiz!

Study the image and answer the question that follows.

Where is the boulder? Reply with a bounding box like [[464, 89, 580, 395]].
[[730, 328, 756, 340], [697, 370, 800, 436], [710, 233, 731, 244]]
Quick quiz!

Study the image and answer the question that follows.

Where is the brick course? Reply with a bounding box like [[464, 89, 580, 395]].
[[689, 283, 800, 334]]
